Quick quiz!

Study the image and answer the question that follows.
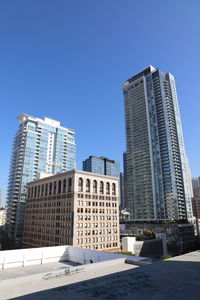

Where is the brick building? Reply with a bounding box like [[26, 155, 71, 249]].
[[22, 170, 120, 251]]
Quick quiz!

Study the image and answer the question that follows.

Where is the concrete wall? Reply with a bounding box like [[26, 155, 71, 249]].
[[122, 237, 136, 253], [67, 246, 127, 264], [0, 245, 145, 270], [134, 240, 163, 258], [122, 237, 163, 258]]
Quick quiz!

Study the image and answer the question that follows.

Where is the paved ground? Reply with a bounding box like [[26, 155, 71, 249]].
[[1, 251, 200, 300], [0, 259, 138, 299], [0, 260, 78, 281]]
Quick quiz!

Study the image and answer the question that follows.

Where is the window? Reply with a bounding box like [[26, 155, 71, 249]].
[[28, 187, 31, 198], [37, 185, 40, 197], [49, 182, 52, 195], [68, 178, 72, 192], [34, 186, 37, 197], [86, 179, 90, 192], [106, 182, 110, 195], [93, 180, 97, 193], [112, 183, 116, 195], [63, 179, 66, 193], [53, 181, 57, 194], [31, 187, 34, 197], [41, 184, 44, 196], [100, 181, 104, 194], [58, 180, 61, 194], [44, 183, 48, 196], [78, 178, 83, 192]]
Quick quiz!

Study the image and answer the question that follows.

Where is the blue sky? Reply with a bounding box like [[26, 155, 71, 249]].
[[0, 0, 200, 204]]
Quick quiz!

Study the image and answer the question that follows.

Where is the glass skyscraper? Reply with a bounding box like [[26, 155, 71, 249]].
[[123, 66, 193, 221], [6, 113, 76, 241], [83, 156, 120, 177]]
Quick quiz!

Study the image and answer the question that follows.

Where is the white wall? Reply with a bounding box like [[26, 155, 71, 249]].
[[122, 237, 136, 253], [0, 245, 144, 270]]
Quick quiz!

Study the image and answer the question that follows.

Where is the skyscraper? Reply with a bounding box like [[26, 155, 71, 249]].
[[6, 113, 76, 241], [192, 177, 200, 190], [83, 156, 120, 177], [123, 66, 193, 221], [192, 177, 200, 223]]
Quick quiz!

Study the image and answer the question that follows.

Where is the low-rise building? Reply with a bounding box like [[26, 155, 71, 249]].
[[0, 208, 6, 231], [22, 170, 120, 251]]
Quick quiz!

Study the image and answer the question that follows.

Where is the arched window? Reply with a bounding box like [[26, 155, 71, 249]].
[[34, 186, 37, 197], [45, 183, 48, 196], [53, 181, 57, 194], [86, 179, 90, 192], [49, 182, 52, 195], [100, 181, 104, 194], [41, 184, 44, 196], [31, 187, 34, 197], [68, 178, 72, 192], [58, 180, 61, 194], [112, 183, 116, 195], [93, 180, 97, 193], [106, 182, 110, 195], [63, 179, 66, 193], [38, 185, 40, 197], [78, 178, 83, 192], [28, 187, 31, 198]]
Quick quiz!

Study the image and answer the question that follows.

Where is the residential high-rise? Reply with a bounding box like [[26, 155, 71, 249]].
[[83, 156, 120, 177], [22, 170, 120, 251], [123, 66, 193, 221], [6, 113, 76, 242], [192, 177, 200, 228], [122, 152, 128, 209], [192, 177, 200, 190]]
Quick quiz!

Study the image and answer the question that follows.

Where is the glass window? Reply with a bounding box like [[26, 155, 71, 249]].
[[93, 180, 97, 193], [53, 181, 57, 194], [106, 182, 110, 195], [49, 182, 52, 195], [86, 179, 90, 192], [68, 178, 72, 192], [41, 184, 44, 196], [45, 183, 48, 196], [78, 178, 83, 192], [63, 179, 66, 193], [112, 183, 116, 195], [100, 181, 104, 194], [58, 180, 61, 194]]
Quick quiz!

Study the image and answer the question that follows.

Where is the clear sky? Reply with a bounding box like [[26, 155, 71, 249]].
[[0, 0, 200, 205]]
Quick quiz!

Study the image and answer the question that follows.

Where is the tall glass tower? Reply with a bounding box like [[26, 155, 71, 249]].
[[123, 66, 193, 221], [83, 156, 120, 177], [6, 113, 76, 241]]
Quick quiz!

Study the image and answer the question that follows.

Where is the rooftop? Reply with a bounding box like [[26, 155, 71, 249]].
[[27, 169, 120, 185], [16, 113, 75, 134], [0, 245, 145, 299], [0, 247, 200, 299], [123, 65, 156, 87]]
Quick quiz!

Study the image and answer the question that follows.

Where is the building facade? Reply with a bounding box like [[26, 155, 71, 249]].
[[192, 177, 200, 190], [0, 208, 6, 231], [6, 114, 76, 241], [192, 189, 200, 219], [123, 65, 193, 221], [83, 156, 120, 177], [22, 170, 120, 251], [192, 178, 200, 227]]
